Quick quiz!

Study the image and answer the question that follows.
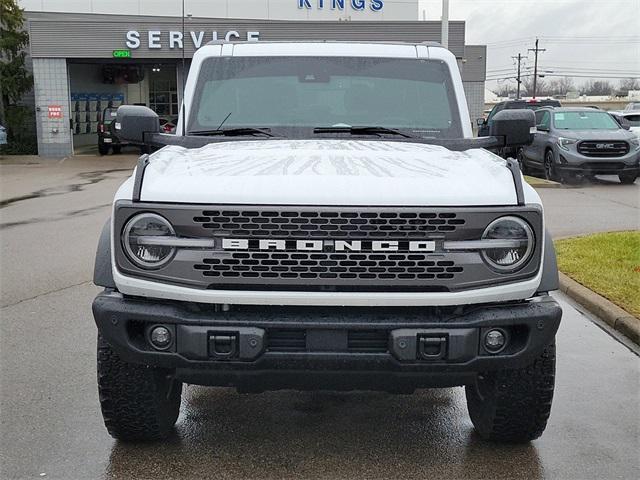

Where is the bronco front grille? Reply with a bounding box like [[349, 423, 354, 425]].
[[193, 209, 466, 239], [114, 203, 544, 291], [194, 252, 464, 282], [578, 141, 629, 157]]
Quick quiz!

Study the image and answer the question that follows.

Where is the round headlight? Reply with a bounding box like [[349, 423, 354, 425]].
[[481, 216, 534, 272], [123, 213, 175, 269]]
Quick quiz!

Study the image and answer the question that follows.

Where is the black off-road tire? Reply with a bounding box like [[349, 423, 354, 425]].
[[516, 148, 529, 175], [98, 143, 110, 156], [97, 334, 182, 441], [465, 342, 556, 443], [543, 150, 558, 182], [619, 172, 638, 184]]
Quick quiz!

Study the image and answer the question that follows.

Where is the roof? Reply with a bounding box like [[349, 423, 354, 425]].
[[205, 40, 445, 48], [541, 106, 608, 112], [194, 41, 459, 62]]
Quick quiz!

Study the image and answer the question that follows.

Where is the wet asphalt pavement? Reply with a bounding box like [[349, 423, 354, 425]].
[[1, 156, 639, 480]]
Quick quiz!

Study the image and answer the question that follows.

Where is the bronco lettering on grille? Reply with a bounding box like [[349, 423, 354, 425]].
[[222, 238, 436, 253]]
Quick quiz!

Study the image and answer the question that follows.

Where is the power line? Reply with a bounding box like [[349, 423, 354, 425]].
[[534, 66, 640, 74], [487, 73, 638, 81]]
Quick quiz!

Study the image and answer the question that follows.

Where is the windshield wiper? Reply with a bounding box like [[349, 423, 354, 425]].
[[189, 127, 278, 137], [313, 125, 419, 139]]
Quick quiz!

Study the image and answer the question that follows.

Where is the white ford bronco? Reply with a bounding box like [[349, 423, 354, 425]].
[[93, 41, 562, 443]]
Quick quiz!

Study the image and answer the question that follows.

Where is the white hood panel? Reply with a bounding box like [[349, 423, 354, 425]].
[[141, 140, 518, 206]]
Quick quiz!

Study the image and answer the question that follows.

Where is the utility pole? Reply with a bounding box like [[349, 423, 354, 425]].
[[181, 0, 186, 136], [528, 38, 546, 98], [511, 53, 525, 99], [441, 0, 449, 49]]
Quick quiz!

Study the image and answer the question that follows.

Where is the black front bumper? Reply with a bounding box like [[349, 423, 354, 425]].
[[557, 158, 639, 176], [93, 291, 561, 391]]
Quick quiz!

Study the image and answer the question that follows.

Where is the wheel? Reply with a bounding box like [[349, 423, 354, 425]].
[[465, 342, 556, 443], [98, 143, 110, 156], [619, 172, 638, 184], [516, 148, 529, 175], [543, 150, 558, 182], [112, 146, 122, 155], [97, 334, 182, 441]]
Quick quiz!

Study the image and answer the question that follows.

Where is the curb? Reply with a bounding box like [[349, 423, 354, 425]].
[[558, 272, 640, 344], [524, 176, 563, 189]]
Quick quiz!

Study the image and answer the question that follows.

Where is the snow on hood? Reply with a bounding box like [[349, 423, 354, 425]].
[[140, 140, 519, 206]]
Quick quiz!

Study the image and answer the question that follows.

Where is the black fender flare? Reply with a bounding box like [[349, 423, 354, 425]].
[[537, 229, 559, 294], [94, 219, 116, 289]]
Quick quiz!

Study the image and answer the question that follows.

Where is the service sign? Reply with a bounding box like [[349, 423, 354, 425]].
[[125, 30, 260, 50]]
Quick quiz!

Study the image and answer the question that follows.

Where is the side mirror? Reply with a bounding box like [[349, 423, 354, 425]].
[[536, 124, 550, 132], [476, 118, 486, 126], [490, 109, 536, 147], [115, 105, 160, 144]]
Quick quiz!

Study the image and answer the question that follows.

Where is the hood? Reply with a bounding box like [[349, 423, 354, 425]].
[[140, 140, 519, 206], [556, 129, 634, 141]]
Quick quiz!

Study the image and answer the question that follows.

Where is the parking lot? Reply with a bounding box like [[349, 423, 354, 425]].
[[1, 156, 639, 480]]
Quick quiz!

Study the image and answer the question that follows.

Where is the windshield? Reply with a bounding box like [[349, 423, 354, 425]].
[[188, 56, 462, 138], [103, 108, 118, 125], [623, 114, 640, 126], [553, 111, 620, 130]]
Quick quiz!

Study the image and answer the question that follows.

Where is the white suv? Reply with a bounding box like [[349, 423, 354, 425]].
[[92, 41, 561, 443]]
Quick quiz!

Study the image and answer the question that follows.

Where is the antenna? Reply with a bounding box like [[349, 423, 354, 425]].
[[181, 0, 186, 137]]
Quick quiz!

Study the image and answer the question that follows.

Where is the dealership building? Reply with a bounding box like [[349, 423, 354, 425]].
[[18, 0, 486, 157]]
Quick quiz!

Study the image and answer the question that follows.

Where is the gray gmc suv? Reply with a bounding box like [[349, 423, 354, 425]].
[[517, 107, 640, 184]]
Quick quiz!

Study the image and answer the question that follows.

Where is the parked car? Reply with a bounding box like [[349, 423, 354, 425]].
[[517, 107, 640, 184], [98, 107, 128, 155], [0, 124, 7, 146], [623, 102, 640, 112], [478, 99, 562, 157], [94, 40, 562, 444], [619, 111, 640, 139]]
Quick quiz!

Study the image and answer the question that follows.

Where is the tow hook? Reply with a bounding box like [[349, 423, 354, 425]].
[[390, 328, 478, 362], [176, 326, 265, 361], [418, 335, 448, 360], [209, 333, 238, 359]]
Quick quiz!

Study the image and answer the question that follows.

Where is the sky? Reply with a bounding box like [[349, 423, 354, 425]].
[[419, 0, 640, 91]]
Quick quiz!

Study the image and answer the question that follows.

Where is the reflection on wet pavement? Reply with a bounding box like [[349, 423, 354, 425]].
[[106, 387, 544, 480]]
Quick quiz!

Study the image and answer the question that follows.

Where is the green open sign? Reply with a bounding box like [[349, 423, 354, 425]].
[[113, 50, 132, 58]]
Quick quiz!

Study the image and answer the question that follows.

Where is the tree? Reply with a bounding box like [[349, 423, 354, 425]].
[[580, 80, 613, 96], [495, 83, 517, 98], [522, 77, 548, 97], [547, 77, 574, 96], [619, 77, 640, 93], [0, 0, 32, 127]]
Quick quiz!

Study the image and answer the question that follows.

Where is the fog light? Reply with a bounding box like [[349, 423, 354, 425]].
[[150, 326, 172, 350], [484, 329, 506, 352]]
